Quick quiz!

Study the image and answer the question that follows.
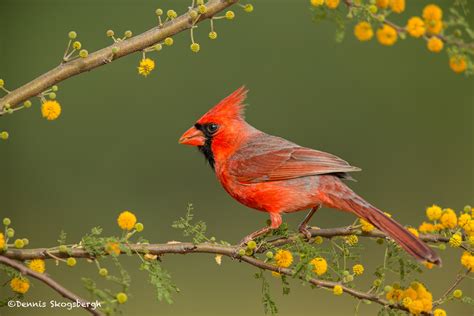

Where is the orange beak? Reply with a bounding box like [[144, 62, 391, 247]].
[[179, 126, 206, 146]]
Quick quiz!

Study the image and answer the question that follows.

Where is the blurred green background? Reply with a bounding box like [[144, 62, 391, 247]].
[[0, 0, 473, 315]]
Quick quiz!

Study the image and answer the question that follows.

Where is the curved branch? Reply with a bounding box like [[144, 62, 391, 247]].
[[0, 255, 103, 316], [2, 225, 448, 261], [0, 0, 238, 112], [0, 226, 449, 315]]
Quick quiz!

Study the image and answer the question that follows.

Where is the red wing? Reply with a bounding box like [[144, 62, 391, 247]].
[[229, 135, 360, 184]]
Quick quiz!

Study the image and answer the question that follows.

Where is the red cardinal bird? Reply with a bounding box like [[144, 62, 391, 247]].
[[179, 87, 441, 265]]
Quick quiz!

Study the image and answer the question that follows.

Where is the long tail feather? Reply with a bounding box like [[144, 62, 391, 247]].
[[318, 177, 442, 266]]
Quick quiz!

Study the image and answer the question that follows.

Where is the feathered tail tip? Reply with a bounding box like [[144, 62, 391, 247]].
[[319, 179, 442, 266], [199, 86, 248, 122]]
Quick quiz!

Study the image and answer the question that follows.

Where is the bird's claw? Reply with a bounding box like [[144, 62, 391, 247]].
[[298, 225, 312, 240]]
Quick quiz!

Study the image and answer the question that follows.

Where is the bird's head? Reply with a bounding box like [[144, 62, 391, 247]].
[[179, 86, 248, 147], [179, 86, 249, 168]]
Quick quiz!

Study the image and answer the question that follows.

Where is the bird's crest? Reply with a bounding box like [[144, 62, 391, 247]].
[[197, 86, 248, 123]]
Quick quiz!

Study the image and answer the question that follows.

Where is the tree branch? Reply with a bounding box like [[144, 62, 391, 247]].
[[343, 0, 474, 51], [433, 268, 471, 307], [0, 255, 103, 316], [2, 225, 448, 261], [0, 0, 238, 112], [0, 226, 450, 315]]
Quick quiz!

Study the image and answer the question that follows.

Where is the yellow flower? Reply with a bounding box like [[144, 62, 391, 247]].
[[354, 22, 374, 41], [10, 277, 30, 294], [225, 10, 235, 20], [469, 235, 474, 246], [426, 205, 442, 221], [423, 261, 434, 269], [440, 208, 457, 229], [425, 19, 443, 35], [434, 223, 444, 231], [406, 17, 425, 38], [106, 242, 121, 256], [28, 259, 45, 273], [117, 211, 137, 230], [376, 24, 397, 46], [389, 0, 405, 14], [453, 289, 463, 298], [333, 285, 343, 295], [458, 213, 471, 228], [386, 288, 403, 301], [407, 299, 424, 315], [402, 296, 412, 307], [310, 0, 324, 6], [41, 100, 61, 120], [460, 251, 474, 270], [164, 37, 174, 46], [325, 0, 340, 9], [360, 218, 375, 232], [418, 222, 435, 233], [274, 249, 293, 268], [352, 264, 364, 275], [344, 235, 358, 246], [449, 234, 462, 248], [138, 58, 155, 77], [376, 0, 389, 9], [404, 287, 418, 300], [427, 37, 443, 53], [464, 220, 474, 235], [423, 4, 443, 21], [310, 257, 328, 276], [408, 228, 419, 237], [116, 292, 128, 304], [400, 282, 433, 314], [271, 271, 281, 278], [433, 308, 447, 316], [0, 232, 5, 250], [450, 55, 467, 73]]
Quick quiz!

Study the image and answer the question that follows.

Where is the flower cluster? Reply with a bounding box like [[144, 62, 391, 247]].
[[63, 31, 88, 62], [1, 217, 29, 252], [386, 282, 433, 315], [419, 204, 473, 238], [311, 0, 474, 75], [136, 2, 253, 77], [417, 204, 474, 273], [1, 218, 34, 294]]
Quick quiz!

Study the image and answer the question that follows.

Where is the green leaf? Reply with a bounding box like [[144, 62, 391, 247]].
[[140, 260, 178, 304]]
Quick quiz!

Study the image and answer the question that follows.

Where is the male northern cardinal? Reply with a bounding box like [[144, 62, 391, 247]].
[[179, 87, 441, 265]]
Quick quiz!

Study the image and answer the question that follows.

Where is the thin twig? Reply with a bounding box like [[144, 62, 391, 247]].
[[0, 226, 450, 315], [433, 268, 471, 307], [0, 255, 103, 316], [0, 0, 239, 113]]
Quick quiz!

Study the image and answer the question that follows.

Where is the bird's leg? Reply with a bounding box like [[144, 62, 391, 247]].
[[298, 205, 321, 239], [238, 213, 281, 247], [238, 226, 272, 247]]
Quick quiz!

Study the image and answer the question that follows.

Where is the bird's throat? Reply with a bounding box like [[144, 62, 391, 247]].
[[198, 137, 215, 170]]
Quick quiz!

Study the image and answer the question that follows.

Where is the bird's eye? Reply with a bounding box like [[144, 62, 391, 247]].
[[206, 123, 219, 134]]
